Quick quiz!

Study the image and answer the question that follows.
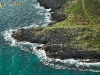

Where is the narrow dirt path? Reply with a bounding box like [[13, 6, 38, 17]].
[[81, 0, 87, 15], [82, 0, 85, 8], [81, 0, 94, 24]]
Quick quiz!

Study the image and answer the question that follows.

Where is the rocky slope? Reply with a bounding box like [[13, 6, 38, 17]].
[[12, 27, 100, 62]]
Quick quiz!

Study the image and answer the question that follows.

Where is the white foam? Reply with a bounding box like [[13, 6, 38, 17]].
[[32, 46, 47, 59], [2, 28, 17, 46], [44, 9, 52, 24], [2, 28, 46, 57], [41, 57, 100, 72]]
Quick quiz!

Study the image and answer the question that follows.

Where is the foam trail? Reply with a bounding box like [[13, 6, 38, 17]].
[[31, 44, 47, 59], [33, 2, 52, 26], [2, 28, 100, 72]]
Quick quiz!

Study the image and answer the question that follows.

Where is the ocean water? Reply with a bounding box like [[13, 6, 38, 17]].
[[0, 0, 100, 75]]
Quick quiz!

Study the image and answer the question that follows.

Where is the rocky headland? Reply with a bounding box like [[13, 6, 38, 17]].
[[11, 0, 100, 62]]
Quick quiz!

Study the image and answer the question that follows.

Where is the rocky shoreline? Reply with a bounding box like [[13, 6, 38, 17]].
[[11, 0, 100, 62], [37, 0, 67, 25]]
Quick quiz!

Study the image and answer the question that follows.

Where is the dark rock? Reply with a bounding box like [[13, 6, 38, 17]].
[[36, 46, 43, 50], [48, 21, 57, 27], [51, 13, 67, 22], [40, 37, 48, 44], [37, 0, 61, 10], [11, 28, 48, 44]]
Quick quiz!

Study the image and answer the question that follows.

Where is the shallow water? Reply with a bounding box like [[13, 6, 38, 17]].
[[0, 0, 100, 75]]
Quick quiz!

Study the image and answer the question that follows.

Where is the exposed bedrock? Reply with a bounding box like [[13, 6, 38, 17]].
[[44, 44, 100, 60], [11, 28, 100, 62], [51, 12, 67, 22]]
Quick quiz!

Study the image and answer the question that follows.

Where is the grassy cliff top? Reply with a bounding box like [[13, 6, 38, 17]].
[[54, 0, 100, 26], [42, 0, 100, 50]]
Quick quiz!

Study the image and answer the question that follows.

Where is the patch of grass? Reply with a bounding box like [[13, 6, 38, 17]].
[[72, 29, 100, 50], [41, 24, 100, 50], [59, 0, 100, 25]]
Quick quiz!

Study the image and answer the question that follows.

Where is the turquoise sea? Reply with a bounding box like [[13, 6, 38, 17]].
[[0, 0, 100, 75]]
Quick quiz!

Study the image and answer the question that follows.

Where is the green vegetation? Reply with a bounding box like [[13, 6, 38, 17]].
[[70, 27, 100, 50], [62, 0, 100, 25], [35, 0, 100, 50], [41, 25, 100, 50]]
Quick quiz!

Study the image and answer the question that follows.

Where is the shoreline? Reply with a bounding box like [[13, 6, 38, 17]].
[[37, 0, 67, 25], [11, 0, 100, 63]]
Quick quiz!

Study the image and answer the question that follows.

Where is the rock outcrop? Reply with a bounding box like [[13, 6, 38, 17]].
[[12, 28, 47, 44], [11, 27, 100, 62]]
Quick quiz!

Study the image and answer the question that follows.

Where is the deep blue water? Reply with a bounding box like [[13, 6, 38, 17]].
[[0, 0, 100, 75]]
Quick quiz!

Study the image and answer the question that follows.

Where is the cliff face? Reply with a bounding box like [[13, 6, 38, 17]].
[[11, 0, 100, 62]]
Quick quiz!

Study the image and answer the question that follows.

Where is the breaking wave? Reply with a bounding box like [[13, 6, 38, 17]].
[[1, 0, 100, 73]]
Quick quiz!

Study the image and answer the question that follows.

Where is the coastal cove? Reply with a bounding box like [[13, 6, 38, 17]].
[[11, 0, 100, 62], [1, 0, 100, 74]]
